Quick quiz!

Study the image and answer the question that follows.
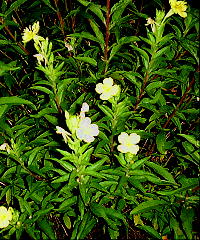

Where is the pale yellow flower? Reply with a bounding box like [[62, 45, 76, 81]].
[[0, 143, 11, 153], [22, 21, 40, 43], [145, 18, 159, 32], [169, 0, 187, 18], [76, 117, 99, 143], [95, 77, 120, 100], [117, 132, 140, 154], [0, 206, 13, 228]]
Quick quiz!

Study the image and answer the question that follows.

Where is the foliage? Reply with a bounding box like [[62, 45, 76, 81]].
[[0, 0, 199, 239]]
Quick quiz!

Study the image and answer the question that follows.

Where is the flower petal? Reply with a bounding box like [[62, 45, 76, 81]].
[[129, 145, 139, 154], [129, 133, 140, 144], [117, 144, 130, 153], [118, 132, 128, 144], [95, 83, 104, 94], [103, 77, 113, 86], [100, 92, 111, 100]]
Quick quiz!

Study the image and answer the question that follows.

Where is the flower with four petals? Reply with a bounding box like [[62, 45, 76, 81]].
[[117, 132, 140, 154]]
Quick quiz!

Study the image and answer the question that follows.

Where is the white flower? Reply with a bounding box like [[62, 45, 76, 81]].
[[76, 117, 99, 143], [117, 132, 140, 154]]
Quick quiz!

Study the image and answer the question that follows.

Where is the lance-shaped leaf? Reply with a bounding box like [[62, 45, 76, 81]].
[[130, 200, 168, 215]]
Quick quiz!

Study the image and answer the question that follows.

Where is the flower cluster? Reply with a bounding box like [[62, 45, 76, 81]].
[[95, 77, 120, 100], [117, 132, 140, 155], [0, 206, 13, 228]]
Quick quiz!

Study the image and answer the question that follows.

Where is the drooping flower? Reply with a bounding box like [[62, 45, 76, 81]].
[[0, 206, 13, 228], [169, 0, 188, 18], [76, 117, 99, 143], [56, 126, 71, 143], [33, 53, 44, 65], [22, 21, 40, 43], [145, 18, 159, 32], [117, 132, 140, 154], [95, 77, 120, 100]]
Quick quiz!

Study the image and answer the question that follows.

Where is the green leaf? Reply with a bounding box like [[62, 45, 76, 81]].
[[130, 200, 168, 215], [156, 132, 166, 154], [37, 217, 55, 239], [145, 161, 177, 184], [130, 157, 150, 170], [178, 134, 199, 148], [0, 105, 9, 119], [4, 0, 28, 16], [89, 19, 105, 51], [40, 0, 56, 12], [87, 158, 107, 171], [88, 3, 105, 24], [157, 178, 199, 195], [29, 86, 54, 96], [98, 104, 113, 119], [180, 207, 194, 240], [138, 225, 161, 239], [75, 56, 97, 67], [63, 214, 71, 229], [0, 96, 36, 110], [131, 45, 149, 68], [69, 32, 99, 43], [51, 174, 70, 183], [77, 213, 97, 240], [111, 0, 132, 23]]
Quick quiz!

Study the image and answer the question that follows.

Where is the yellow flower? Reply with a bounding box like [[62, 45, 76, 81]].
[[169, 0, 187, 18], [76, 117, 99, 143], [22, 21, 40, 43], [0, 206, 13, 228], [117, 132, 140, 154], [95, 77, 120, 100]]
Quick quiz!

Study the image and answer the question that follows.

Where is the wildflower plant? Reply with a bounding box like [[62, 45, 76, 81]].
[[0, 0, 199, 240]]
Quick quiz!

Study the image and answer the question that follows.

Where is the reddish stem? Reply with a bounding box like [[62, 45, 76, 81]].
[[163, 75, 196, 129]]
